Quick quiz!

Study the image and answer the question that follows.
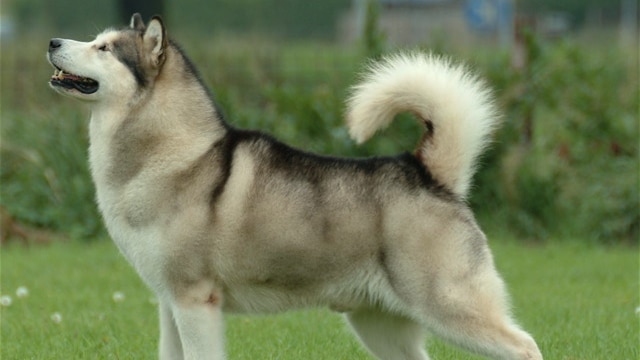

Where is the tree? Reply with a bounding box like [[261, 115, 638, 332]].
[[119, 0, 164, 23]]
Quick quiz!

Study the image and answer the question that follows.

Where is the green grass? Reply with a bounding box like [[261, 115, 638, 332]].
[[1, 239, 637, 359]]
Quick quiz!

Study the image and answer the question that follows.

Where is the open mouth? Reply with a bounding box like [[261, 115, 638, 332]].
[[50, 67, 99, 94]]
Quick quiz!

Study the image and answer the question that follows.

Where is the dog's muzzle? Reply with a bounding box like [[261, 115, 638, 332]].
[[47, 38, 100, 95]]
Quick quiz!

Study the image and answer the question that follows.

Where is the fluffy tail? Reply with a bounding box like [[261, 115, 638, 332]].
[[346, 52, 499, 199]]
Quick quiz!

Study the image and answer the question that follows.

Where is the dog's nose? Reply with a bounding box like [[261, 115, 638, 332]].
[[49, 38, 62, 51]]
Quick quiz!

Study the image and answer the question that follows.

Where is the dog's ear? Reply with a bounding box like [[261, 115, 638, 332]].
[[143, 16, 167, 68], [130, 13, 145, 31]]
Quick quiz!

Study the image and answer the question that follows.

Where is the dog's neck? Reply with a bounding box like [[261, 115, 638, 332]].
[[88, 44, 227, 193], [92, 44, 226, 137]]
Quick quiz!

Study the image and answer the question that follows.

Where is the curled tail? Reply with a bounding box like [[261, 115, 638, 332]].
[[346, 52, 499, 199]]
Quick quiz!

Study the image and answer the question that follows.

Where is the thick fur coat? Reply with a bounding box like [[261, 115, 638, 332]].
[[47, 13, 542, 360]]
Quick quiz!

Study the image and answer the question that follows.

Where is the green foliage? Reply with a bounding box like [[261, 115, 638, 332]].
[[6, 0, 350, 40], [520, 0, 622, 26], [512, 153, 560, 239], [362, 0, 386, 60], [471, 33, 639, 243], [1, 109, 102, 239], [7, 0, 117, 35], [0, 39, 103, 239], [1, 28, 637, 244], [170, 0, 351, 40]]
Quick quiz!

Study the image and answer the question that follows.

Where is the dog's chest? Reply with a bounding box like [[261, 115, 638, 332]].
[[108, 218, 168, 291], [88, 128, 167, 290]]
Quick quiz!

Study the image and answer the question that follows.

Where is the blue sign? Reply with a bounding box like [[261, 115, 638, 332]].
[[465, 0, 512, 31]]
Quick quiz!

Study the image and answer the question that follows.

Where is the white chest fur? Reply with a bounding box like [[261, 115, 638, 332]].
[[88, 112, 162, 290], [87, 103, 226, 293]]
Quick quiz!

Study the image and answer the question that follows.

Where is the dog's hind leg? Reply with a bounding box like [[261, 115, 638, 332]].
[[346, 308, 430, 360], [415, 268, 543, 360], [393, 248, 543, 360], [159, 301, 184, 360], [379, 212, 543, 359]]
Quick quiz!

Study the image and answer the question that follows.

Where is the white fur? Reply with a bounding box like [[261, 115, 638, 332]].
[[346, 53, 499, 199]]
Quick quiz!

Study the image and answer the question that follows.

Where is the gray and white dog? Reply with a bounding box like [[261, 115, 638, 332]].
[[47, 13, 542, 360]]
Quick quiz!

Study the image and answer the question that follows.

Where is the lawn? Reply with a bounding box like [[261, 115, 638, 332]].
[[1, 238, 638, 359]]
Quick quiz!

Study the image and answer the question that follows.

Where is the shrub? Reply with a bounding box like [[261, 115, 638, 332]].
[[1, 108, 102, 239], [1, 33, 636, 244], [474, 37, 638, 243]]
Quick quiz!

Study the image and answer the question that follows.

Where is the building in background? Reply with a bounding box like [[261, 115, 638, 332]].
[[339, 0, 514, 47], [339, 0, 638, 49]]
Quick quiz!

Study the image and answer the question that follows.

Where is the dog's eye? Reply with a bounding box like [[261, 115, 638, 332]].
[[98, 44, 109, 51]]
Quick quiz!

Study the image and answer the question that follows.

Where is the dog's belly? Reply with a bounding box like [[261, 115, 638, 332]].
[[221, 285, 326, 313], [213, 224, 404, 314], [220, 267, 376, 314]]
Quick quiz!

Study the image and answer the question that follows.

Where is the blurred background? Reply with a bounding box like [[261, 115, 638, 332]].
[[1, 0, 638, 244]]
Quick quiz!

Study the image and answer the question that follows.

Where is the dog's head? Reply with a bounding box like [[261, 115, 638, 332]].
[[47, 13, 167, 102]]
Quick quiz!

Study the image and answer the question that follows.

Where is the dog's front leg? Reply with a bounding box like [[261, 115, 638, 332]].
[[171, 289, 226, 360], [159, 301, 184, 360]]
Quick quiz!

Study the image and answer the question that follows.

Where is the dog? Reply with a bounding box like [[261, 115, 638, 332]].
[[47, 13, 543, 360]]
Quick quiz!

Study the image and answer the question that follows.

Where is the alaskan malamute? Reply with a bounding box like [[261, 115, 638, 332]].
[[47, 13, 542, 360]]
